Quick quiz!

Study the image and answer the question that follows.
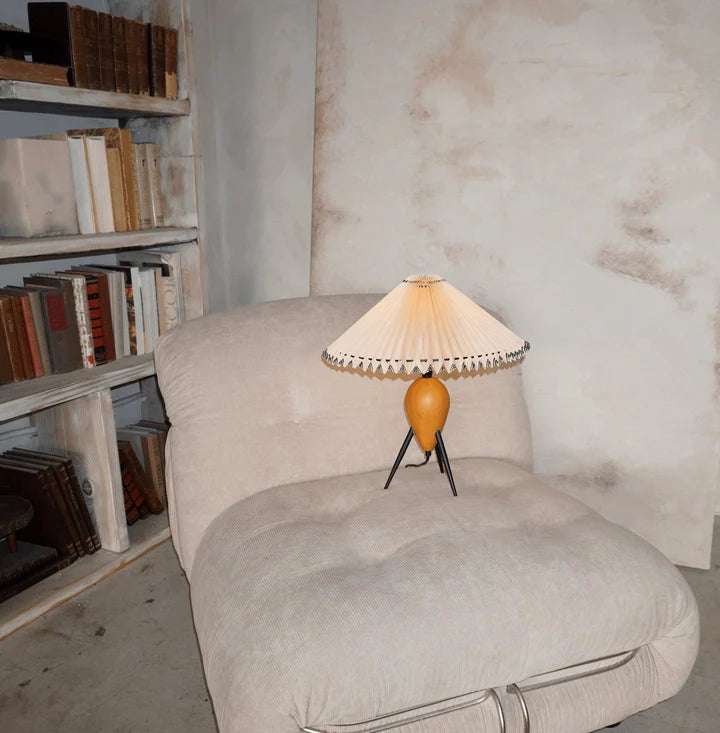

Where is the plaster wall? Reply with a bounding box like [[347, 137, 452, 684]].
[[188, 0, 317, 311], [311, 0, 720, 568]]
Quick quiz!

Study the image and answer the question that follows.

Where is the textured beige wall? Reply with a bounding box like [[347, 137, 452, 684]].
[[312, 0, 720, 568], [189, 0, 317, 311]]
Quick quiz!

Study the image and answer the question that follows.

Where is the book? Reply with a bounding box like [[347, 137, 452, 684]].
[[126, 18, 140, 95], [3, 287, 52, 376], [117, 441, 151, 522], [145, 143, 165, 227], [0, 454, 85, 557], [23, 277, 83, 373], [82, 7, 101, 90], [138, 267, 159, 351], [111, 15, 129, 93], [106, 146, 129, 232], [121, 262, 177, 334], [117, 427, 166, 510], [69, 268, 116, 362], [120, 249, 185, 323], [0, 292, 33, 380], [137, 22, 150, 95], [0, 460, 78, 561], [97, 11, 115, 92], [101, 265, 144, 355], [67, 135, 96, 235], [156, 243, 201, 320], [58, 270, 109, 365], [133, 143, 152, 229], [118, 440, 161, 514], [0, 289, 43, 378], [164, 27, 178, 99], [0, 537, 62, 604], [37, 273, 94, 368], [27, 2, 87, 88], [7, 449, 99, 554], [76, 266, 128, 357], [0, 138, 78, 237], [0, 295, 24, 382], [67, 127, 140, 232], [148, 24, 165, 97], [0, 56, 69, 86], [84, 135, 115, 233]]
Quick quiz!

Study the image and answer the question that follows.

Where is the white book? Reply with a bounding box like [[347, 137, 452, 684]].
[[84, 136, 115, 233], [67, 136, 96, 234], [119, 251, 183, 327], [101, 264, 144, 355], [133, 143, 152, 229], [0, 138, 78, 237], [145, 143, 165, 227], [139, 267, 159, 351]]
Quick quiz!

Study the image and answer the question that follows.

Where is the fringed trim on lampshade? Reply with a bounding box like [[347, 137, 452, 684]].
[[322, 275, 530, 375]]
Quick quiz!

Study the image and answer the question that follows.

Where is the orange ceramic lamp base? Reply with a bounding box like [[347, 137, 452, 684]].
[[384, 374, 457, 495]]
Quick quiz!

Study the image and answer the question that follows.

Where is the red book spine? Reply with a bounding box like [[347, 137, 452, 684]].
[[17, 295, 43, 377], [85, 281, 107, 365]]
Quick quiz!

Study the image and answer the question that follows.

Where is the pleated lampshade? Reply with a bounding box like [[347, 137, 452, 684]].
[[322, 275, 530, 375]]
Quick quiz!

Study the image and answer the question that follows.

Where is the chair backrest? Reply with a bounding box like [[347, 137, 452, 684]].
[[155, 294, 533, 572]]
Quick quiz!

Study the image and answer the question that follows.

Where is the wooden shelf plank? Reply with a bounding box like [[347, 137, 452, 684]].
[[0, 354, 156, 423], [0, 513, 170, 640], [0, 79, 190, 118], [0, 227, 198, 261]]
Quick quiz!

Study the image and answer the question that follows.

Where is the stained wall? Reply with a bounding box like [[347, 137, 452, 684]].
[[311, 0, 720, 567]]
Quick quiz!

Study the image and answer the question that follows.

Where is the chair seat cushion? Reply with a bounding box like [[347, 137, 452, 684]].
[[189, 458, 698, 733]]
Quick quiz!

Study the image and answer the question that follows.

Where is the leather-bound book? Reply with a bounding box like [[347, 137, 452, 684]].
[[0, 455, 85, 557], [82, 8, 101, 90], [97, 11, 115, 92], [125, 18, 140, 95], [136, 22, 150, 95], [0, 460, 79, 561], [27, 2, 87, 87], [23, 278, 83, 374], [5, 450, 96, 555], [0, 295, 25, 382], [164, 27, 178, 99], [4, 287, 52, 375], [111, 15, 129, 93], [0, 304, 15, 385], [70, 268, 116, 362], [148, 24, 165, 97], [0, 289, 43, 378], [118, 441, 157, 515], [0, 57, 70, 86], [0, 293, 33, 380]]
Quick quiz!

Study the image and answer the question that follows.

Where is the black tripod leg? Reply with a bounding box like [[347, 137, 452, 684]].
[[435, 430, 457, 496], [435, 445, 445, 473], [384, 427, 415, 490]]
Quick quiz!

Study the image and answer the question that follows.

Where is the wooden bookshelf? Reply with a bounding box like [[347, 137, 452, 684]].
[[0, 354, 156, 423], [0, 512, 170, 640], [0, 79, 189, 118], [0, 227, 198, 261], [0, 0, 205, 631]]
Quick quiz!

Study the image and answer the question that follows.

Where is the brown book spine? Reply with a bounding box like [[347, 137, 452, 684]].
[[118, 441, 160, 514], [0, 291, 43, 378], [123, 484, 141, 524], [0, 312, 13, 384], [164, 28, 178, 99], [98, 12, 115, 92], [149, 24, 166, 97], [7, 295, 33, 380], [126, 19, 140, 94], [139, 433, 165, 510], [111, 16, 129, 93], [137, 23, 150, 95], [82, 8, 101, 90], [0, 57, 70, 86], [121, 129, 141, 231], [27, 2, 87, 87], [62, 460, 100, 550], [0, 297, 25, 382]]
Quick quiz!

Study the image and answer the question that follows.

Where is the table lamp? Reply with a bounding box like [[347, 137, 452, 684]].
[[322, 275, 530, 496]]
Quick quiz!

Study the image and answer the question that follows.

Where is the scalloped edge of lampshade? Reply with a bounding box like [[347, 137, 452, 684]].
[[322, 275, 530, 375]]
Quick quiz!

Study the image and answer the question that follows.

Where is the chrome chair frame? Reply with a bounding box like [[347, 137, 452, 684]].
[[300, 648, 640, 733]]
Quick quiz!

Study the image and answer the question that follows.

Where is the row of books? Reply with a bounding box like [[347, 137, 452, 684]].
[[0, 128, 164, 239], [14, 2, 179, 96], [0, 448, 99, 603], [117, 421, 169, 525], [0, 249, 185, 385]]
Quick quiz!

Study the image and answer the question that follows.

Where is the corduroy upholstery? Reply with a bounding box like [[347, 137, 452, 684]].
[[154, 295, 698, 733]]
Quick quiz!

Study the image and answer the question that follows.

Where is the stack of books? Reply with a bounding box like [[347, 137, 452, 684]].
[[0, 448, 99, 603], [0, 249, 185, 385], [0, 128, 164, 238], [117, 421, 169, 525], [6, 2, 180, 96]]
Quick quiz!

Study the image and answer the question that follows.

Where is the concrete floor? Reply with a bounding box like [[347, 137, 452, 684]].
[[1, 519, 717, 733]]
